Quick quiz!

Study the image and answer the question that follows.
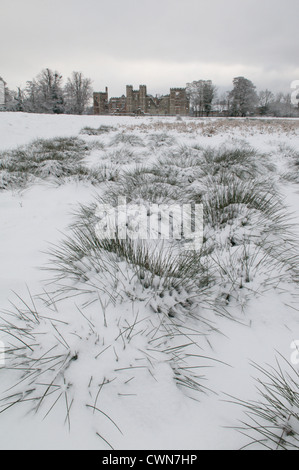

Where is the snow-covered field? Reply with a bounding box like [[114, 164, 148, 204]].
[[0, 112, 299, 450]]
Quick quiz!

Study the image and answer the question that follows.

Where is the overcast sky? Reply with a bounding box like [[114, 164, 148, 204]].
[[1, 0, 298, 97]]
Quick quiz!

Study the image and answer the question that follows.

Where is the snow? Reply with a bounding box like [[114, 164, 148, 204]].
[[0, 112, 299, 450]]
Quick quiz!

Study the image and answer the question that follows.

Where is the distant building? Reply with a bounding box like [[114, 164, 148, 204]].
[[93, 86, 109, 115], [0, 77, 6, 109], [94, 84, 189, 116]]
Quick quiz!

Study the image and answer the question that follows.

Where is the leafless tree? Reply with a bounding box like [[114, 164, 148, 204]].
[[186, 80, 217, 116], [64, 71, 93, 115]]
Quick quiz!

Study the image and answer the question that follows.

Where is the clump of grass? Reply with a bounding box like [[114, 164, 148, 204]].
[[0, 137, 90, 189], [159, 144, 203, 168], [200, 170, 299, 298], [90, 164, 120, 182], [109, 132, 145, 147], [0, 169, 33, 190], [279, 144, 299, 183], [87, 140, 106, 151], [147, 133, 177, 148], [277, 143, 299, 160], [30, 137, 89, 159], [148, 146, 203, 188], [0, 137, 114, 189], [201, 177, 282, 228], [199, 145, 275, 181], [103, 167, 189, 205], [52, 164, 120, 186], [46, 201, 213, 303], [103, 148, 147, 165], [228, 358, 299, 450], [80, 125, 116, 136]]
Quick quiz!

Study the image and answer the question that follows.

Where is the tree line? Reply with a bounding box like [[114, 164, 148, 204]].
[[187, 77, 299, 118], [4, 69, 93, 115], [3, 69, 299, 117]]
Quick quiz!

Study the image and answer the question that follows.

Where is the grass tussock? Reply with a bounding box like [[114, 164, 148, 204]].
[[102, 148, 149, 165], [279, 144, 299, 183], [0, 137, 117, 189], [80, 125, 116, 136], [109, 132, 145, 148], [228, 358, 299, 450], [146, 132, 177, 149]]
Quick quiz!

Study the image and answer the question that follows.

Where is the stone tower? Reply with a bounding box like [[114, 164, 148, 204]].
[[139, 85, 147, 114], [126, 85, 147, 114], [126, 85, 133, 113], [93, 87, 109, 115], [169, 88, 189, 115]]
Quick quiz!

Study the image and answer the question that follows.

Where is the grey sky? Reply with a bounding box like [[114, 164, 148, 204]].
[[1, 0, 298, 96]]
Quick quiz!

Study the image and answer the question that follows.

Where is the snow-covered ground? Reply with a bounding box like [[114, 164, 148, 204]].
[[0, 112, 299, 450]]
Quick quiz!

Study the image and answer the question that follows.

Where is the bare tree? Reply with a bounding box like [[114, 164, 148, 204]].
[[258, 89, 275, 115], [24, 80, 39, 113], [186, 80, 217, 116], [269, 92, 297, 117], [214, 92, 230, 115], [3, 86, 20, 111], [64, 72, 93, 115]]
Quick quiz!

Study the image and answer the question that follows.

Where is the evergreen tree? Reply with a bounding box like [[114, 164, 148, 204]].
[[229, 77, 258, 117], [36, 68, 64, 114]]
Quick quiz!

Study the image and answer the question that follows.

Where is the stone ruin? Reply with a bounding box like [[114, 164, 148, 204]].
[[94, 84, 189, 116]]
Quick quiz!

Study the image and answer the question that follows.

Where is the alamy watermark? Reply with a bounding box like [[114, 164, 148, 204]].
[[291, 81, 299, 106], [95, 198, 203, 251], [290, 340, 299, 366]]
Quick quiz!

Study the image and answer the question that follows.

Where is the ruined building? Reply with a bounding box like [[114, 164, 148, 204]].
[[93, 87, 109, 115], [93, 85, 189, 116]]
